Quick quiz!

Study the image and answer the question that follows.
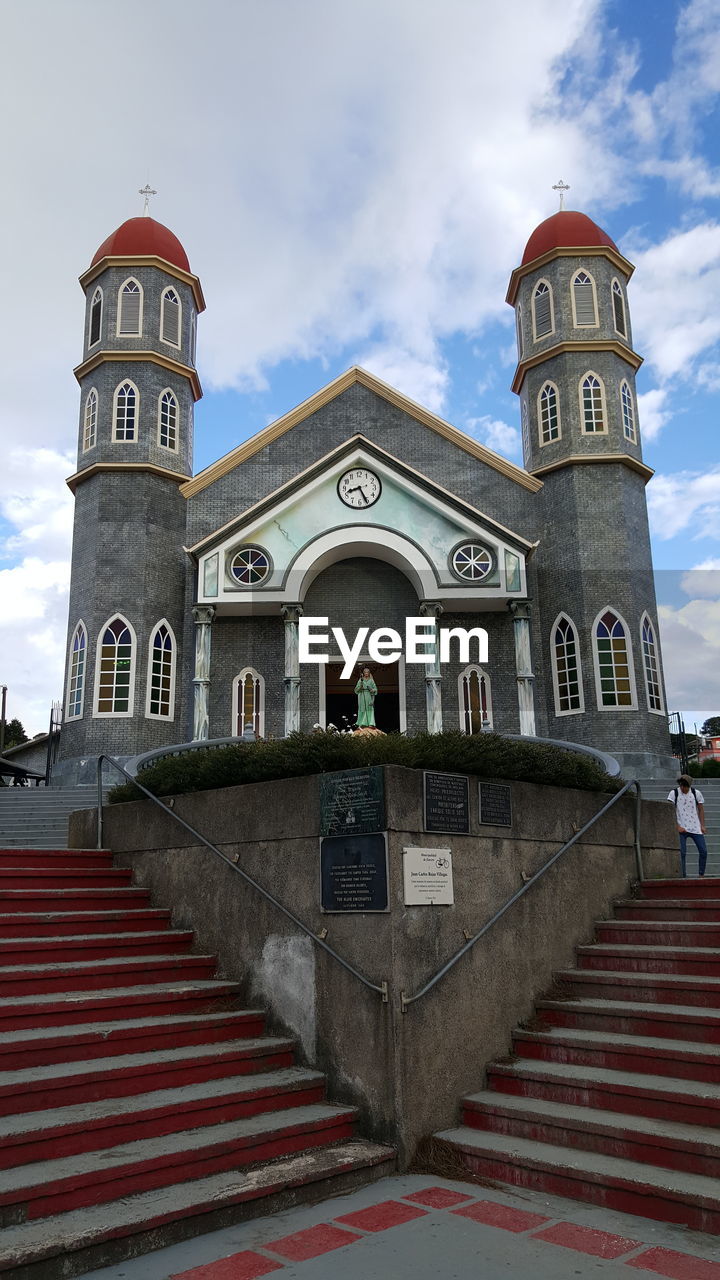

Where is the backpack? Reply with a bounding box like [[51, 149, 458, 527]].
[[673, 787, 698, 805]]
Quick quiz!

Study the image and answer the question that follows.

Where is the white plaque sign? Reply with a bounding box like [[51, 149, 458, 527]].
[[403, 846, 454, 906]]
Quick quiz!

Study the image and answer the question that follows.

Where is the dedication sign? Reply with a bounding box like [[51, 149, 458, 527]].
[[423, 772, 470, 834], [403, 846, 454, 906], [319, 767, 385, 837], [320, 833, 389, 912], [479, 782, 513, 827]]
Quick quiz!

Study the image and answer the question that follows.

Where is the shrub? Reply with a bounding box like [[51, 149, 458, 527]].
[[689, 759, 720, 778], [108, 730, 621, 803]]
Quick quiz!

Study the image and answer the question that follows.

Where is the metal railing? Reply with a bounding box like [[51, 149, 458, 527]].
[[95, 754, 388, 1002], [400, 778, 644, 1013]]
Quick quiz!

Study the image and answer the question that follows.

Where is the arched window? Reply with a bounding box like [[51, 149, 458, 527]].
[[594, 609, 635, 708], [515, 304, 523, 358], [160, 287, 181, 346], [113, 381, 138, 441], [521, 399, 530, 463], [538, 382, 560, 444], [580, 373, 606, 433], [146, 621, 176, 720], [89, 288, 103, 346], [83, 388, 98, 451], [117, 279, 142, 336], [95, 615, 135, 716], [233, 668, 265, 738], [612, 279, 626, 337], [66, 622, 87, 720], [532, 281, 554, 339], [572, 271, 598, 326], [158, 389, 178, 450], [641, 614, 663, 713], [551, 615, 583, 715], [459, 666, 493, 733], [621, 381, 636, 442]]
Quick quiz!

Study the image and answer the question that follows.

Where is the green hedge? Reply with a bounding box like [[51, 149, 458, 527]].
[[108, 730, 621, 803], [689, 759, 720, 778]]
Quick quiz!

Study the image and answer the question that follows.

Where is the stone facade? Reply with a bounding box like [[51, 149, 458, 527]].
[[56, 211, 673, 782]]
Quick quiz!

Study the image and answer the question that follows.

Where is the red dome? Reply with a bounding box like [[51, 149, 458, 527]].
[[522, 210, 617, 266], [91, 217, 191, 273]]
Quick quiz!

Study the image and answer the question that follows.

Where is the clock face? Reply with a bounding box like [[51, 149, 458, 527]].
[[337, 468, 382, 509]]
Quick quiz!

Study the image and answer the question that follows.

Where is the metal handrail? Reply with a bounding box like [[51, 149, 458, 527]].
[[95, 754, 388, 1001], [400, 778, 644, 1012]]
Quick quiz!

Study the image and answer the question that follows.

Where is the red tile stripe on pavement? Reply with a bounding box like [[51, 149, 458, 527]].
[[533, 1222, 643, 1259], [451, 1199, 551, 1233], [170, 1251, 283, 1280], [626, 1246, 720, 1279], [334, 1198, 429, 1231], [263, 1223, 362, 1262]]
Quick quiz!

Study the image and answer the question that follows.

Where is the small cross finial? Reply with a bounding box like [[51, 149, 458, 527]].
[[139, 184, 157, 216], [552, 179, 570, 210]]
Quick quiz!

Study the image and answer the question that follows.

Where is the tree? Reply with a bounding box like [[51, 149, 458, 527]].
[[700, 716, 720, 737], [3, 719, 28, 750]]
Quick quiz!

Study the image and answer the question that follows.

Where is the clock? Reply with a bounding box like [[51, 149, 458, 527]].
[[337, 468, 382, 509]]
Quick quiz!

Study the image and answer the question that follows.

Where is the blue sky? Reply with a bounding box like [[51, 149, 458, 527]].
[[1, 0, 719, 736]]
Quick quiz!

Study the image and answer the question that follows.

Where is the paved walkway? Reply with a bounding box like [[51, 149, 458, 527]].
[[84, 1174, 720, 1280]]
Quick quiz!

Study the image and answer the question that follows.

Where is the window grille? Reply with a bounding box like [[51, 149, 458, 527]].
[[97, 618, 133, 714], [148, 624, 174, 718], [159, 390, 178, 449], [89, 289, 102, 345], [114, 382, 137, 441], [641, 616, 663, 712], [581, 374, 605, 432], [83, 389, 98, 451], [553, 616, 582, 713], [573, 271, 597, 325], [621, 382, 636, 442], [539, 382, 560, 443], [67, 623, 87, 719], [595, 610, 634, 707]]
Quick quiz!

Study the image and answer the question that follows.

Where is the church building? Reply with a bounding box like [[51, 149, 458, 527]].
[[57, 206, 672, 782]]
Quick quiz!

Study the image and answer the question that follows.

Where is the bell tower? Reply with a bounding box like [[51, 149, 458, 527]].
[[58, 206, 205, 781], [507, 204, 673, 773]]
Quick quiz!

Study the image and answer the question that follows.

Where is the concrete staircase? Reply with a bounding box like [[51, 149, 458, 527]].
[[637, 778, 720, 876], [0, 789, 98, 851], [438, 876, 720, 1234], [0, 846, 393, 1278]]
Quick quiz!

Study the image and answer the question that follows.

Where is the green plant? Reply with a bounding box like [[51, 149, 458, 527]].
[[108, 730, 621, 803]]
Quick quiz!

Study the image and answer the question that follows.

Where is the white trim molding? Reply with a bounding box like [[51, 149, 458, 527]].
[[93, 613, 137, 718]]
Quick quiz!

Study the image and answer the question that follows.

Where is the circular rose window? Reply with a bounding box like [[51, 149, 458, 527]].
[[451, 543, 493, 582], [230, 547, 271, 586]]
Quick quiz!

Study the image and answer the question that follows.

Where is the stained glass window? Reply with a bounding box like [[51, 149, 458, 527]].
[[595, 610, 633, 707], [452, 543, 493, 581], [97, 617, 133, 715], [230, 547, 271, 586]]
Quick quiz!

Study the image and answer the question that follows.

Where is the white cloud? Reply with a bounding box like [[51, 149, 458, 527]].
[[354, 348, 450, 415], [658, 597, 720, 717], [647, 468, 720, 540], [637, 388, 671, 442], [680, 562, 720, 599], [465, 415, 521, 459], [628, 223, 720, 383]]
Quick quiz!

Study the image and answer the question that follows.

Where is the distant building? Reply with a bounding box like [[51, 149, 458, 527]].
[[55, 207, 674, 782]]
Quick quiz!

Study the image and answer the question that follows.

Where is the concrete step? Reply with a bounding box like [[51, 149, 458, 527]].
[[642, 877, 720, 898], [596, 919, 720, 945], [614, 897, 720, 921], [0, 1102, 356, 1225], [511, 1025, 720, 1083], [0, 979, 242, 1031], [436, 1124, 720, 1231], [0, 1140, 394, 1280], [0, 909, 171, 938], [0, 931, 194, 966], [487, 1056, 720, 1127], [0, 888, 151, 913], [0, 1035, 297, 1117], [554, 966, 720, 1007], [535, 997, 720, 1044], [0, 1066, 326, 1169], [576, 942, 720, 976], [0, 953, 217, 997], [0, 868, 132, 890], [462, 1090, 720, 1178], [0, 1009, 267, 1071]]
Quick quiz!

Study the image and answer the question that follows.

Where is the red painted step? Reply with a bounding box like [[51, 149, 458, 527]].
[[596, 920, 720, 946], [0, 1009, 266, 1071], [0, 850, 113, 868], [613, 898, 720, 922], [0, 980, 242, 1030], [512, 1027, 720, 1084], [0, 931, 194, 966], [642, 878, 720, 899], [0, 868, 132, 890], [0, 888, 152, 913], [576, 943, 720, 976], [0, 1068, 327, 1169], [553, 967, 720, 1007], [0, 909, 171, 937], [0, 954, 216, 997], [0, 1105, 356, 1224], [535, 998, 720, 1045]]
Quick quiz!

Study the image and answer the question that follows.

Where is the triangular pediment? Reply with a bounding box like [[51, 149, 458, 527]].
[[181, 366, 542, 499]]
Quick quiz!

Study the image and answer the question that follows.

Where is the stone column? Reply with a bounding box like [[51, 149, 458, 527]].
[[420, 601, 444, 734], [192, 605, 215, 741], [509, 600, 536, 737], [282, 604, 303, 736]]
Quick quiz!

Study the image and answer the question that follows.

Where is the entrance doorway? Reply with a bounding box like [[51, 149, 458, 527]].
[[322, 661, 404, 733]]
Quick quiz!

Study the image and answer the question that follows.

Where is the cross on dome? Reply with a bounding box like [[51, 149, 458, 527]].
[[552, 179, 570, 210], [139, 184, 157, 216]]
